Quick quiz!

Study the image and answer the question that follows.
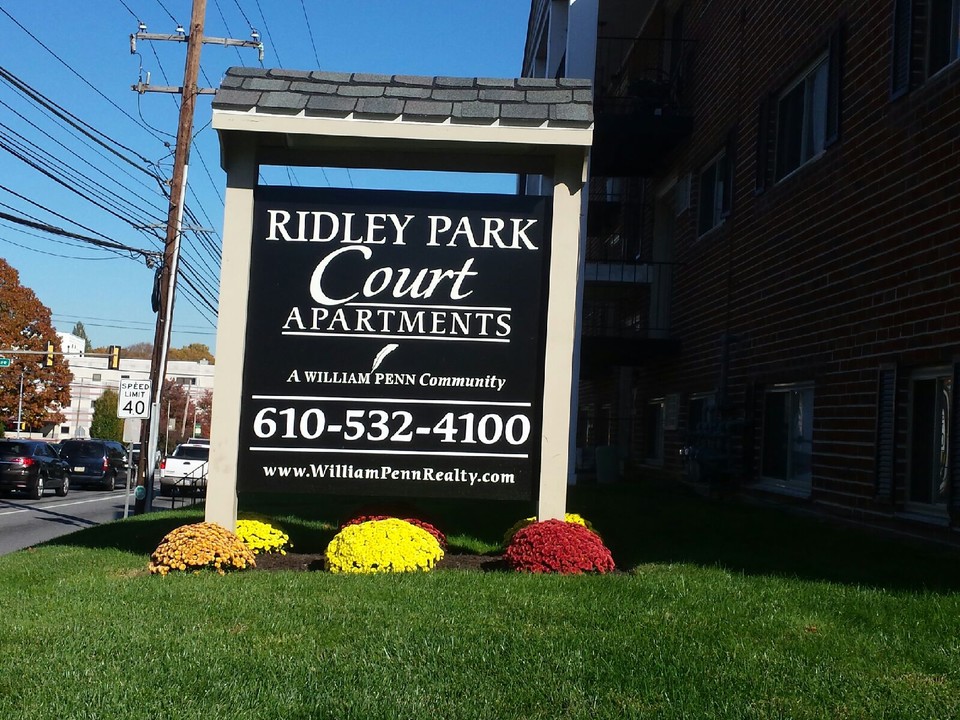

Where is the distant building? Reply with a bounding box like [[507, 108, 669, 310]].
[[524, 1, 960, 540], [53, 332, 215, 441]]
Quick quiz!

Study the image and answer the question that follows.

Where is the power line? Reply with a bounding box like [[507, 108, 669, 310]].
[[298, 0, 322, 68], [0, 8, 171, 143]]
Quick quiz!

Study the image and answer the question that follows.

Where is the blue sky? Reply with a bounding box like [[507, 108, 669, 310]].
[[0, 1, 530, 351]]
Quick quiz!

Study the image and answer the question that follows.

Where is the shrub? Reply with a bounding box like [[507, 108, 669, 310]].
[[235, 519, 291, 555], [503, 512, 597, 546], [341, 514, 447, 549], [504, 519, 615, 575], [325, 518, 444, 574], [149, 522, 256, 576]]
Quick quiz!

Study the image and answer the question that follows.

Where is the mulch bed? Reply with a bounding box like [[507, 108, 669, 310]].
[[253, 552, 509, 572]]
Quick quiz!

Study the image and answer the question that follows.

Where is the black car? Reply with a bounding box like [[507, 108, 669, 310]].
[[58, 439, 129, 490], [0, 440, 70, 499]]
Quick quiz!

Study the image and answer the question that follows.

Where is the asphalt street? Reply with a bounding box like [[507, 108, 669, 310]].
[[0, 481, 197, 555]]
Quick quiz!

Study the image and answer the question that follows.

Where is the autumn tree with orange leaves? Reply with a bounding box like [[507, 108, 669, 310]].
[[0, 259, 71, 434]]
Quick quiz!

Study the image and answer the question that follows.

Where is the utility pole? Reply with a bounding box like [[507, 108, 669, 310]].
[[134, 0, 205, 515], [130, 1, 262, 514]]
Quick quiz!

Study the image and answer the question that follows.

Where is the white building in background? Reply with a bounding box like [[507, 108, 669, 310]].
[[54, 332, 215, 442]]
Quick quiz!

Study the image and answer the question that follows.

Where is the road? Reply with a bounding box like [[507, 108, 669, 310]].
[[0, 481, 199, 555]]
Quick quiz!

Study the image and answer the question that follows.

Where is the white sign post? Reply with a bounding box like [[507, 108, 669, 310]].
[[118, 379, 152, 419]]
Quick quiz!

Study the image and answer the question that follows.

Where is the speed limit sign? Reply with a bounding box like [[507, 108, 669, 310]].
[[117, 379, 152, 419]]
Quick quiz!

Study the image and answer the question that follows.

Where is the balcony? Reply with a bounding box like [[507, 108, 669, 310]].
[[579, 263, 681, 375], [591, 36, 695, 177]]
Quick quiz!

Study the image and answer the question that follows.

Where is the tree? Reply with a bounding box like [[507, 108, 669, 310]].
[[0, 259, 71, 433], [168, 343, 215, 364], [90, 389, 123, 441], [158, 380, 211, 453], [71, 321, 93, 353]]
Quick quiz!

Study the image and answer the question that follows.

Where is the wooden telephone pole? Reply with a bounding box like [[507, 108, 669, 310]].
[[130, 1, 260, 513]]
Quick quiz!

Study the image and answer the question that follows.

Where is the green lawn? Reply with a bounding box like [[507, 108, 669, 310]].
[[1, 481, 958, 719]]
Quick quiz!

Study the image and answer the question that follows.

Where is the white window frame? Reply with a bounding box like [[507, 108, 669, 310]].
[[774, 52, 829, 181], [697, 149, 729, 236], [905, 367, 952, 514]]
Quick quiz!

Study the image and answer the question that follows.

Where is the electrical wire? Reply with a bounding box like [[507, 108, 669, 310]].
[[298, 0, 322, 68]]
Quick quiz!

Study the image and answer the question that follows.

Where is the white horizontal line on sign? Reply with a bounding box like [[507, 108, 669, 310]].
[[251, 395, 532, 407], [249, 446, 529, 459], [347, 301, 513, 312], [280, 332, 509, 343]]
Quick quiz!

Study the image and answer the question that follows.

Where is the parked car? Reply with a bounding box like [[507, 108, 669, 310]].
[[0, 440, 70, 499], [58, 439, 129, 490], [159, 442, 210, 496]]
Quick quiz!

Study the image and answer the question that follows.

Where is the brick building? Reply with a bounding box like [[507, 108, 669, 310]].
[[523, 0, 960, 538]]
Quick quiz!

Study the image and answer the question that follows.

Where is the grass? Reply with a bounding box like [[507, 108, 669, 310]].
[[1, 480, 959, 719]]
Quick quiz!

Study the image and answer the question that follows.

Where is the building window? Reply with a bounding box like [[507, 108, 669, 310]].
[[92, 373, 101, 382], [698, 149, 730, 235], [775, 53, 829, 180], [927, 0, 960, 75], [758, 27, 843, 190], [60, 425, 69, 434], [761, 384, 814, 490], [174, 377, 197, 386], [644, 399, 665, 463], [907, 369, 951, 508], [892, 0, 960, 96]]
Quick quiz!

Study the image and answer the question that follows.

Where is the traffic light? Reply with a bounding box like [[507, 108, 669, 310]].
[[45, 341, 54, 367], [108, 345, 122, 370]]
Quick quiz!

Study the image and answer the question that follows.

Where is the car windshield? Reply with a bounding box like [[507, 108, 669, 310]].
[[174, 446, 209, 460], [60, 442, 103, 459], [0, 442, 29, 456]]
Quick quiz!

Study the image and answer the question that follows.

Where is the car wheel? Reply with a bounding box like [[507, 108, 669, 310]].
[[55, 476, 69, 497], [102, 472, 115, 491], [31, 473, 45, 500]]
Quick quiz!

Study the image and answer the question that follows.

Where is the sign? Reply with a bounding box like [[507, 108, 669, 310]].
[[237, 186, 552, 500], [117, 379, 152, 419], [0, 358, 10, 367]]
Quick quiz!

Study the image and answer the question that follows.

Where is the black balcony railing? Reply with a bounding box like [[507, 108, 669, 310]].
[[580, 263, 675, 338], [591, 36, 695, 176]]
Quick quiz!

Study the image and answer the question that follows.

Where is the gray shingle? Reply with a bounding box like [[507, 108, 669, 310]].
[[479, 89, 524, 103], [311, 71, 352, 83], [435, 76, 475, 88], [574, 89, 593, 103], [385, 86, 432, 99], [526, 89, 573, 104], [212, 88, 261, 109], [352, 72, 393, 84], [403, 100, 453, 118], [305, 95, 358, 115], [290, 81, 337, 95], [501, 104, 549, 121], [517, 77, 560, 88], [244, 77, 290, 92], [431, 88, 479, 101], [260, 91, 308, 111], [338, 85, 385, 97], [550, 103, 593, 124], [269, 69, 312, 80], [219, 74, 244, 89], [393, 75, 435, 86], [477, 78, 516, 88], [559, 78, 592, 88], [453, 101, 500, 120], [356, 96, 405, 116], [228, 67, 269, 78]]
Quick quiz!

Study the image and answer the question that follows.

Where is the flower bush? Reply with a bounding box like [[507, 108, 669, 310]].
[[235, 519, 291, 555], [149, 522, 256, 576], [325, 518, 444, 573], [341, 514, 447, 549], [503, 519, 615, 575], [502, 512, 597, 546]]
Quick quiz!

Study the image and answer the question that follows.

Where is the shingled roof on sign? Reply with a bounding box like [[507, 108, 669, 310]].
[[213, 68, 593, 127]]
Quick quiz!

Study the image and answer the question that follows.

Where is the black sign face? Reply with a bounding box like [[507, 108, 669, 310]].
[[237, 186, 552, 500]]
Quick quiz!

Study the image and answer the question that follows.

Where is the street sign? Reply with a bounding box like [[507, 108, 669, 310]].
[[118, 379, 152, 419], [0, 358, 10, 367]]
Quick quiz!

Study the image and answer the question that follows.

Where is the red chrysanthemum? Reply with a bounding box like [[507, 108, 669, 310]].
[[504, 519, 615, 574]]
